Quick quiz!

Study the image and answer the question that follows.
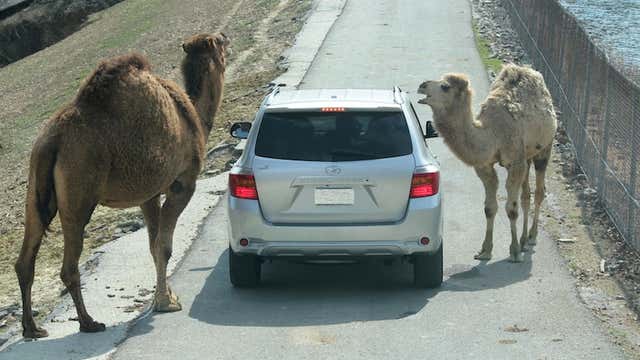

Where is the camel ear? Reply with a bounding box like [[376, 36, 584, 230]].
[[207, 37, 217, 50], [213, 33, 230, 48]]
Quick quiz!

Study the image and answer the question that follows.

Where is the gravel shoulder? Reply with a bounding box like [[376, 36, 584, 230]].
[[471, 0, 640, 357]]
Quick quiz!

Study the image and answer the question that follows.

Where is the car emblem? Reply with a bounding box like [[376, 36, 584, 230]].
[[325, 166, 341, 175]]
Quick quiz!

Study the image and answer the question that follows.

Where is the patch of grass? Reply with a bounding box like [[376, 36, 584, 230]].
[[97, 0, 162, 50], [472, 20, 503, 75]]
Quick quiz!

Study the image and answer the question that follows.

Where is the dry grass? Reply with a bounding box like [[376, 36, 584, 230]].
[[0, 0, 310, 325]]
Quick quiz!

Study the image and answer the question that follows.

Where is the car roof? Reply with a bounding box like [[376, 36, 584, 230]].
[[264, 88, 405, 110]]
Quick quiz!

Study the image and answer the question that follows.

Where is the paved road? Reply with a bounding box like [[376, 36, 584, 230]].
[[113, 0, 623, 359]]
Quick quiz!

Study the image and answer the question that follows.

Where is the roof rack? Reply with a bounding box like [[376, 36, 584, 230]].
[[392, 86, 404, 104]]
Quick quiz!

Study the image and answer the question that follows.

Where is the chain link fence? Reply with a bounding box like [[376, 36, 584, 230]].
[[503, 0, 640, 250]]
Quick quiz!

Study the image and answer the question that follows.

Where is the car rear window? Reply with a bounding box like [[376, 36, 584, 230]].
[[254, 111, 413, 162]]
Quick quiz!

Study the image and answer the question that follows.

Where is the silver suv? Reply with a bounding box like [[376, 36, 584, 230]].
[[227, 87, 443, 288]]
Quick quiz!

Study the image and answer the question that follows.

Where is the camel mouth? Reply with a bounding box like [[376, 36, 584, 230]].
[[418, 95, 430, 104]]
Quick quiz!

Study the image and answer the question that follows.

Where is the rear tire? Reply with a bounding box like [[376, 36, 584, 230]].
[[229, 247, 261, 287], [413, 243, 443, 288]]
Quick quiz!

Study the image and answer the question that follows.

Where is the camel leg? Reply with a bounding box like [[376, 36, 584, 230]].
[[506, 161, 527, 263], [519, 161, 531, 251], [15, 204, 51, 338], [153, 178, 195, 312], [141, 195, 161, 264], [529, 145, 551, 245], [59, 202, 105, 333], [474, 166, 499, 260]]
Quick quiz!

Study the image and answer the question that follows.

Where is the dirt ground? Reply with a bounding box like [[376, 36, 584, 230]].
[[0, 0, 311, 331], [542, 131, 640, 359]]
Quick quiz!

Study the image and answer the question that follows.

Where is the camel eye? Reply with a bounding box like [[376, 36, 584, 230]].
[[441, 83, 450, 92]]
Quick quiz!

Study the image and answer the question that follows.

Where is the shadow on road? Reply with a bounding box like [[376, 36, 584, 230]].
[[188, 249, 436, 326], [444, 250, 534, 292], [187, 247, 533, 327]]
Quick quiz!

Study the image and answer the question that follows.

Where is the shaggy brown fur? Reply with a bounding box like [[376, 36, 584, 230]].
[[15, 33, 229, 339], [417, 64, 557, 263]]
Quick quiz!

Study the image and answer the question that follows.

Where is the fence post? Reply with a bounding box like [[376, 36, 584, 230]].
[[599, 67, 611, 202], [629, 95, 639, 247], [579, 41, 592, 164]]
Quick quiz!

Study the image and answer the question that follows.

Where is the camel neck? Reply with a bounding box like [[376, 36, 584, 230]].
[[193, 68, 224, 135], [182, 56, 224, 136], [433, 103, 493, 167]]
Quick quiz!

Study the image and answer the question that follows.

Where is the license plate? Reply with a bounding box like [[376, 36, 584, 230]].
[[315, 188, 354, 205]]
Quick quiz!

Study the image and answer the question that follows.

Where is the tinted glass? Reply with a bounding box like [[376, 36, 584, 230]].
[[255, 111, 413, 161]]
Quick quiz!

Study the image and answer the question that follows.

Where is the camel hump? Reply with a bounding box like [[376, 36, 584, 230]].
[[77, 53, 151, 105], [494, 63, 543, 89]]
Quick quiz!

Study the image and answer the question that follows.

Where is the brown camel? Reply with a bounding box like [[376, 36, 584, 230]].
[[14, 32, 229, 338], [417, 64, 557, 262]]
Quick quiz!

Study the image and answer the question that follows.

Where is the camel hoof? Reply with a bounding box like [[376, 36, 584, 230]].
[[79, 320, 106, 333], [154, 300, 182, 312], [528, 236, 537, 246], [474, 251, 492, 261], [154, 291, 182, 312], [23, 326, 49, 339], [509, 252, 524, 263]]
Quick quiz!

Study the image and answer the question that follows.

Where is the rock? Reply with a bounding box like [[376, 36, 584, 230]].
[[504, 324, 529, 333], [118, 219, 143, 233], [13, 308, 39, 317], [0, 305, 18, 320], [0, 334, 9, 347], [577, 187, 598, 201]]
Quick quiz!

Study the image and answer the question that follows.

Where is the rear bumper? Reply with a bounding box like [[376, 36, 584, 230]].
[[227, 194, 443, 257]]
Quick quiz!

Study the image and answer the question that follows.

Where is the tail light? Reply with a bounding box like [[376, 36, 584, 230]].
[[410, 172, 439, 198], [229, 174, 258, 200]]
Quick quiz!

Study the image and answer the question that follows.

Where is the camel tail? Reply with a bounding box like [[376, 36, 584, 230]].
[[26, 134, 59, 233], [77, 52, 151, 105]]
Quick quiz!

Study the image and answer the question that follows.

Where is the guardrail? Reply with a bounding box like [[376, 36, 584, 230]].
[[503, 0, 640, 250]]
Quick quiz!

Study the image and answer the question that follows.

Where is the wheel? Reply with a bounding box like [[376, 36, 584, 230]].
[[413, 243, 443, 288], [229, 247, 261, 287]]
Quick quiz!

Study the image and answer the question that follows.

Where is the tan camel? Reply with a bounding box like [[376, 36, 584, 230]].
[[14, 33, 229, 338], [417, 64, 557, 263]]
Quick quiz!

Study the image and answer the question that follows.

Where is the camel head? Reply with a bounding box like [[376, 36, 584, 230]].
[[417, 73, 471, 110], [182, 32, 231, 69]]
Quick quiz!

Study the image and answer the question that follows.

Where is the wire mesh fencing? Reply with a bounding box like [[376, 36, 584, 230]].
[[503, 0, 640, 250]]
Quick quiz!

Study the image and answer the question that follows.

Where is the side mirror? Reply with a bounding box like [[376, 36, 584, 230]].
[[425, 121, 438, 138], [230, 122, 252, 139]]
